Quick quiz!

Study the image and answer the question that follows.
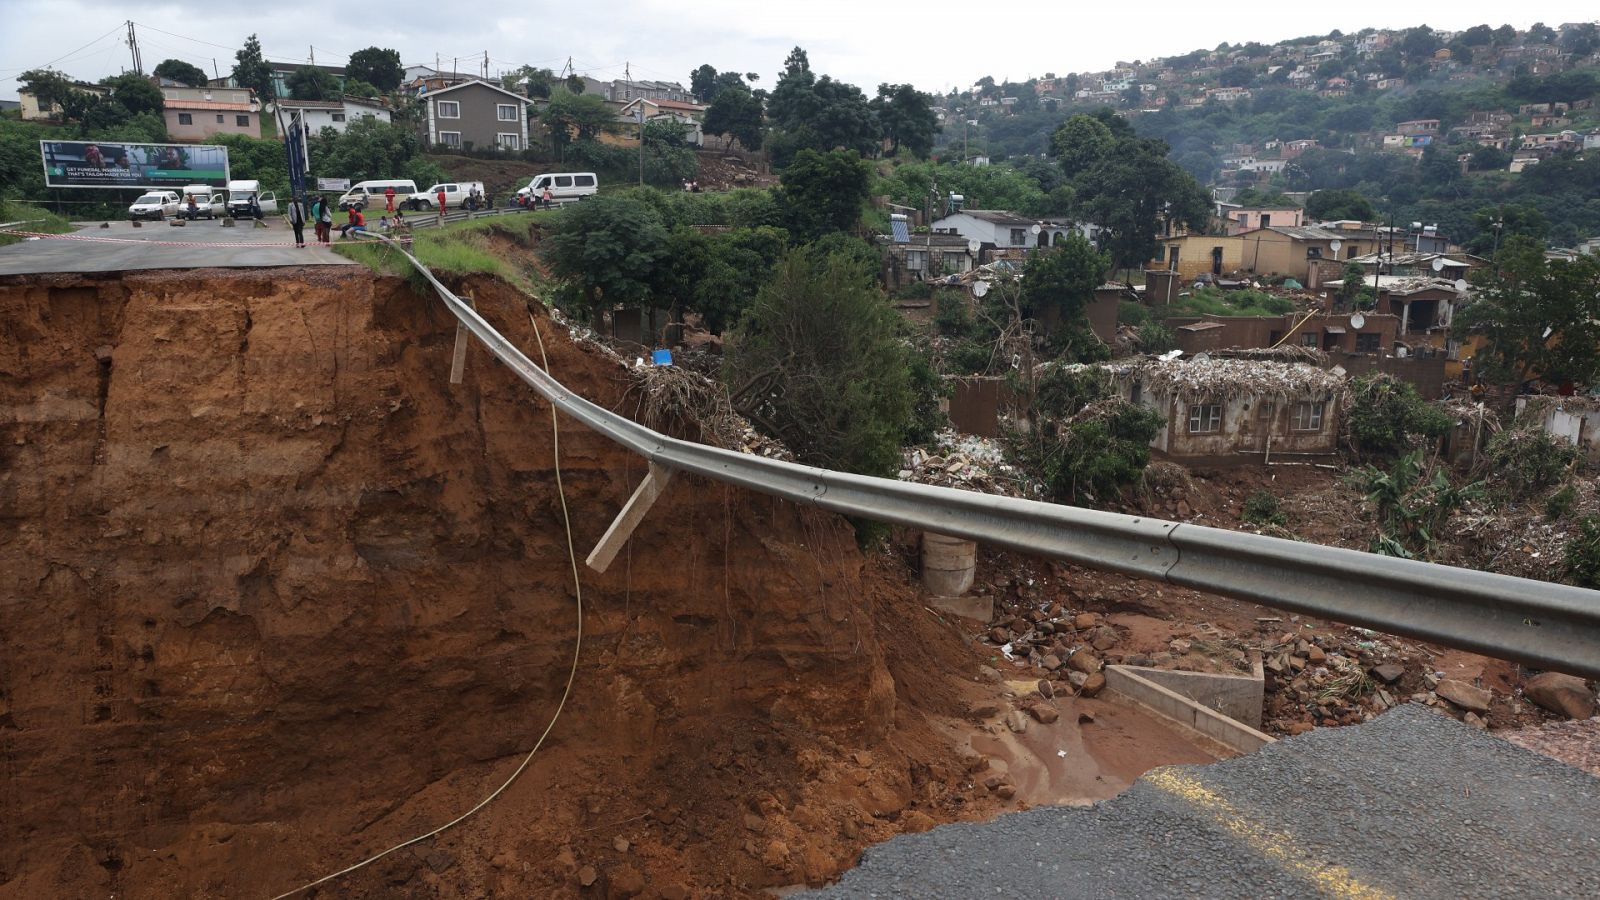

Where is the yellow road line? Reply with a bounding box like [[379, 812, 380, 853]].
[[1144, 769, 1395, 900]]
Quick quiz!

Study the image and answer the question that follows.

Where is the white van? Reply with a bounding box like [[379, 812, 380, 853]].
[[180, 184, 224, 219], [226, 180, 278, 218], [516, 172, 598, 203], [128, 190, 180, 221], [408, 181, 487, 211], [336, 179, 418, 211]]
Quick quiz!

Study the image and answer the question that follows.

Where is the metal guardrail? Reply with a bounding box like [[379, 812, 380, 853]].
[[367, 233, 1600, 680]]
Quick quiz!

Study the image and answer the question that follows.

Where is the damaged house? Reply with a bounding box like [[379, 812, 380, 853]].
[[1104, 355, 1347, 463]]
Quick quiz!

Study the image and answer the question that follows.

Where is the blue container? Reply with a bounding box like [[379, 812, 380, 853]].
[[651, 349, 673, 366]]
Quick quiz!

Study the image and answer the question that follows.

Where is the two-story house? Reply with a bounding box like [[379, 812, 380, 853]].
[[272, 97, 392, 135], [421, 81, 532, 151], [161, 85, 259, 141]]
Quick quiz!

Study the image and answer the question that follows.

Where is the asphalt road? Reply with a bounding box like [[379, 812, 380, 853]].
[[805, 705, 1600, 899], [0, 219, 356, 276]]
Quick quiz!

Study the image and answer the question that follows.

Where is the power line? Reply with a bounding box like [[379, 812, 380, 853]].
[[0, 23, 126, 75]]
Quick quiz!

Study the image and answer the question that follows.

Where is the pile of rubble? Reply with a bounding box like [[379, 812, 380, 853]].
[[1099, 354, 1347, 406], [899, 430, 1038, 498]]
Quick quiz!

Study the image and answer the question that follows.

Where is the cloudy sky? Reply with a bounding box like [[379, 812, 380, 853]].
[[4, 2, 1598, 101]]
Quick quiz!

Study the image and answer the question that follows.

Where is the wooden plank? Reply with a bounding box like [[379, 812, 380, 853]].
[[585, 463, 674, 573], [449, 293, 476, 384]]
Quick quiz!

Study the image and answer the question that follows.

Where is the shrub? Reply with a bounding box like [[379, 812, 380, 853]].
[[1347, 375, 1452, 458], [893, 282, 933, 300], [1483, 426, 1579, 502], [1008, 365, 1163, 506], [1546, 485, 1578, 520], [1354, 450, 1482, 558], [1118, 299, 1152, 327], [1137, 323, 1178, 354], [934, 290, 971, 337], [1242, 491, 1287, 527], [1566, 516, 1600, 588]]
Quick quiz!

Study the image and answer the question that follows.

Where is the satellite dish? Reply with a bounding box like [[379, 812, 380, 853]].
[[1031, 223, 1043, 235], [1454, 279, 1470, 291], [1350, 312, 1366, 329], [1432, 258, 1445, 273], [972, 280, 990, 298], [1329, 240, 1343, 253], [967, 239, 981, 254]]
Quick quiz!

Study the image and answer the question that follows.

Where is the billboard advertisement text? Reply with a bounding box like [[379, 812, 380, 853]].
[[40, 141, 231, 190]]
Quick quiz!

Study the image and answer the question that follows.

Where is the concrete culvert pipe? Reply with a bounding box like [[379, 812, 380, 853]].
[[922, 532, 977, 597]]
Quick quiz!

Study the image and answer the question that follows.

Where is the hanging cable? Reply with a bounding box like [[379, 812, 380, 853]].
[[267, 311, 584, 900]]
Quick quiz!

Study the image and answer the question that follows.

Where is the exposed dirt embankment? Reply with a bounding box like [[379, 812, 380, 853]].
[[0, 267, 992, 898]]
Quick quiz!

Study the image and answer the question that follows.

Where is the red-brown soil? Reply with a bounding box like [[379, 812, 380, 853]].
[[0, 267, 1218, 899]]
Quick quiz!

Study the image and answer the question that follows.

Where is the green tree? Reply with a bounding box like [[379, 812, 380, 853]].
[[100, 72, 165, 118], [307, 116, 432, 185], [502, 65, 555, 99], [1347, 375, 1453, 458], [690, 64, 718, 103], [1527, 22, 1557, 43], [153, 58, 208, 87], [1073, 135, 1210, 271], [233, 33, 273, 101], [872, 83, 938, 158], [765, 46, 878, 162], [541, 89, 614, 155], [342, 79, 380, 99], [779, 148, 871, 241], [1050, 113, 1115, 175], [1009, 367, 1162, 506], [704, 84, 764, 151], [724, 246, 914, 477], [287, 66, 337, 101], [1467, 144, 1511, 172], [541, 195, 670, 313], [1456, 237, 1600, 386], [346, 47, 403, 92], [1018, 235, 1108, 324], [17, 69, 80, 115]]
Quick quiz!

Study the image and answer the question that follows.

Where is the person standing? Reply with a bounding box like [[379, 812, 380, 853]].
[[384, 185, 396, 214], [541, 185, 553, 208], [317, 195, 333, 243], [287, 195, 307, 248]]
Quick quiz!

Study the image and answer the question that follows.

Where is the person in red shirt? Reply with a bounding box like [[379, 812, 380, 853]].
[[384, 186, 396, 213], [435, 187, 447, 210], [338, 206, 367, 239]]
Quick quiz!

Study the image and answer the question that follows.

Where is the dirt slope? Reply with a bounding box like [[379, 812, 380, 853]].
[[0, 267, 1008, 898]]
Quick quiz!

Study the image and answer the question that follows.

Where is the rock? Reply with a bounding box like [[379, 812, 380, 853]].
[[1079, 671, 1107, 698], [743, 813, 764, 832], [1307, 646, 1326, 663], [994, 783, 1017, 799], [661, 885, 691, 900], [490, 852, 517, 870], [902, 810, 936, 832], [978, 665, 1004, 682], [1176, 500, 1192, 517], [984, 775, 1004, 790], [1524, 672, 1597, 720], [613, 836, 630, 853], [578, 865, 599, 887], [762, 840, 791, 869], [1027, 704, 1060, 724], [853, 750, 875, 767], [1435, 679, 1492, 713], [1371, 663, 1405, 684], [1463, 712, 1488, 729], [1169, 639, 1192, 655], [1037, 679, 1054, 699], [1073, 613, 1100, 629], [1067, 651, 1102, 674], [968, 700, 1001, 719], [1068, 671, 1089, 688], [1282, 721, 1314, 736], [1004, 710, 1028, 733], [1288, 656, 1307, 672], [1040, 654, 1063, 671], [610, 863, 646, 897], [989, 627, 1010, 644]]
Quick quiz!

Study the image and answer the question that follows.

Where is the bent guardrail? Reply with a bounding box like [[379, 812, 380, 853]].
[[366, 233, 1600, 680]]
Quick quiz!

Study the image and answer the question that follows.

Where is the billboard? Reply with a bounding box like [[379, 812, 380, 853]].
[[39, 140, 231, 190]]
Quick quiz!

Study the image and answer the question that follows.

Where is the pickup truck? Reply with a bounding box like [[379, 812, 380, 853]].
[[127, 191, 181, 221]]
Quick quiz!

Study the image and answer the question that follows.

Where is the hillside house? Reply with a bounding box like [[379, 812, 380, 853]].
[[1167, 312, 1399, 356], [1105, 357, 1347, 462], [1225, 207, 1303, 234], [1158, 234, 1246, 281], [930, 210, 1091, 256], [18, 81, 110, 121], [272, 97, 390, 135], [879, 228, 973, 290], [421, 80, 532, 151], [161, 85, 259, 141], [1319, 275, 1468, 343], [606, 79, 690, 103], [1396, 119, 1441, 136], [1514, 396, 1600, 462], [1238, 225, 1381, 284]]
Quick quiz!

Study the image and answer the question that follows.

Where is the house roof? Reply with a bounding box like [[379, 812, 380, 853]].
[[165, 100, 253, 111], [1324, 275, 1466, 296], [420, 79, 533, 104], [1096, 356, 1346, 401], [275, 97, 390, 110], [952, 209, 1036, 226]]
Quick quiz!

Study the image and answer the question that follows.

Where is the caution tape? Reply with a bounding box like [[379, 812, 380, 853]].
[[0, 230, 332, 248]]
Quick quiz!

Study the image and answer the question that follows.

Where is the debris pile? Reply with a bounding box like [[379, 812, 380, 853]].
[[627, 361, 793, 459], [1098, 354, 1346, 404], [900, 429, 1037, 497]]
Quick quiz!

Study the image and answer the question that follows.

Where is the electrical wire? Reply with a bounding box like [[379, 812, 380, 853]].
[[266, 310, 584, 900], [0, 23, 127, 75]]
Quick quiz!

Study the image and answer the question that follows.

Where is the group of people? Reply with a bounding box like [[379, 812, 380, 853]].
[[515, 185, 555, 209], [681, 180, 703, 193], [286, 194, 393, 247]]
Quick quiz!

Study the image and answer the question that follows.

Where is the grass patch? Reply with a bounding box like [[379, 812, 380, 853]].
[[334, 211, 557, 291], [1161, 287, 1296, 319], [0, 199, 73, 247]]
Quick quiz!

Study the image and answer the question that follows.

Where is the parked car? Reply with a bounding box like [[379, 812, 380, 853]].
[[127, 190, 180, 221], [226, 180, 278, 218], [337, 179, 418, 211], [515, 172, 598, 203], [180, 184, 224, 219], [407, 181, 487, 211]]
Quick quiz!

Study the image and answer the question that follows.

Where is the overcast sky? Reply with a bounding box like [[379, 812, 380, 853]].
[[4, 2, 1599, 101]]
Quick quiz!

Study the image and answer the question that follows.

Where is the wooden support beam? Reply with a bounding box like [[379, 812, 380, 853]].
[[449, 292, 476, 384], [586, 463, 674, 573]]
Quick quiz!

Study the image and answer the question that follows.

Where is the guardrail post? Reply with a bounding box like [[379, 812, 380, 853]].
[[586, 462, 674, 573], [449, 292, 475, 384]]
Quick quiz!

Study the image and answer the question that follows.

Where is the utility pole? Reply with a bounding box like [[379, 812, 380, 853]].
[[309, 46, 315, 68], [212, 58, 219, 80], [125, 21, 143, 75], [628, 62, 643, 186]]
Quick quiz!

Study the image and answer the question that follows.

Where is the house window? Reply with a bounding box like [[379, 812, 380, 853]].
[[905, 249, 929, 272], [1260, 213, 1272, 228], [439, 131, 462, 148], [216, 114, 224, 123], [1293, 401, 1325, 431], [1354, 332, 1380, 352], [331, 112, 345, 123], [1010, 228, 1026, 245], [497, 103, 518, 121], [178, 113, 193, 125], [437, 100, 460, 118], [236, 115, 250, 126], [1187, 404, 1222, 434], [497, 133, 520, 150]]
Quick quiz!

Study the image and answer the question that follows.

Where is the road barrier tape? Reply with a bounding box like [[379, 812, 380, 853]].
[[0, 230, 334, 249]]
